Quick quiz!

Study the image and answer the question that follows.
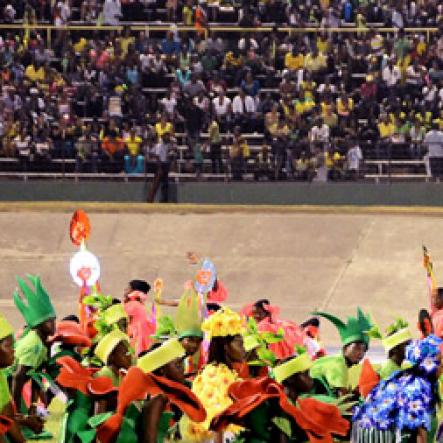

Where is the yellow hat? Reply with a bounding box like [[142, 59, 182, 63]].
[[273, 353, 313, 384], [95, 330, 129, 365], [104, 304, 128, 326], [201, 307, 245, 338], [0, 314, 13, 341], [137, 338, 185, 373], [382, 328, 412, 353]]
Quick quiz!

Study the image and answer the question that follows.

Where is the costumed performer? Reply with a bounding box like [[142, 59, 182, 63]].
[[12, 275, 56, 439], [180, 306, 246, 443], [353, 334, 442, 443], [310, 308, 372, 397]]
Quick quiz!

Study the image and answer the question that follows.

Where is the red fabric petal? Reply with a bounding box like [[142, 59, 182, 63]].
[[358, 359, 380, 398], [50, 321, 92, 348], [0, 415, 13, 435], [70, 210, 91, 246], [97, 368, 206, 443]]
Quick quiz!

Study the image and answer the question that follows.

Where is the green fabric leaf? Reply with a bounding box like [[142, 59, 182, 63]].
[[88, 412, 113, 428], [77, 429, 97, 443], [272, 416, 292, 437]]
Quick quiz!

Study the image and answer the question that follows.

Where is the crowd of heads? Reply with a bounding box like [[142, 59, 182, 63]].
[[2, 1, 443, 179]]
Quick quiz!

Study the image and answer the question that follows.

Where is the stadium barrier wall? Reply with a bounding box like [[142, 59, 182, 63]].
[[2, 180, 443, 205]]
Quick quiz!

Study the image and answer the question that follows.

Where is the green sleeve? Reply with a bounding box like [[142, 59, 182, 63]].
[[15, 330, 47, 369], [94, 366, 121, 387], [310, 355, 348, 390], [0, 369, 11, 412], [379, 360, 401, 380]]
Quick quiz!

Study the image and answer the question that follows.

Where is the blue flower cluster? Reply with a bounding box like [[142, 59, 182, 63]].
[[405, 335, 442, 374], [353, 335, 442, 432]]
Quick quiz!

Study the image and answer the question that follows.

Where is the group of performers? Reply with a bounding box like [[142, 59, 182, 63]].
[[1, 219, 443, 442]]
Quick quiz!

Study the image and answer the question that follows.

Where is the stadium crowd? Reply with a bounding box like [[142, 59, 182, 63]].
[[2, 0, 443, 182]]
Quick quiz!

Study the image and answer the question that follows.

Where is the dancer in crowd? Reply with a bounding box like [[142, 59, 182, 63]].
[[353, 334, 442, 443], [310, 308, 372, 397]]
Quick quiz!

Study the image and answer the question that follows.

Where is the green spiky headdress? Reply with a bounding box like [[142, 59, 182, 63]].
[[175, 288, 204, 340], [312, 308, 373, 347], [13, 275, 56, 328]]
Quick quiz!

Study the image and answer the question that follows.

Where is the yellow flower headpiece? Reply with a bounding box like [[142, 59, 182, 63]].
[[201, 307, 245, 338]]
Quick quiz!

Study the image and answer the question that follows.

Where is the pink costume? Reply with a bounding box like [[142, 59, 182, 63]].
[[242, 303, 306, 360], [124, 290, 156, 355], [207, 279, 228, 304]]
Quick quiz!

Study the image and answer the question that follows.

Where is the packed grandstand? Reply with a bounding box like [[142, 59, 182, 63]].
[[1, 0, 443, 182]]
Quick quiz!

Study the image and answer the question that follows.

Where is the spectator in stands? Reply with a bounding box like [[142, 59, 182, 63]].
[[232, 88, 256, 132], [161, 31, 181, 64], [346, 139, 363, 180], [124, 128, 144, 174], [241, 71, 260, 98], [14, 127, 32, 170], [229, 127, 249, 181], [183, 73, 206, 98], [208, 117, 223, 174], [410, 119, 426, 159], [254, 144, 273, 181], [75, 126, 99, 173], [310, 117, 330, 149], [270, 116, 289, 180], [212, 90, 232, 132], [377, 113, 395, 159], [102, 129, 125, 168], [295, 151, 316, 181], [102, 0, 122, 24], [155, 114, 174, 141], [424, 123, 443, 178], [183, 98, 205, 176], [148, 131, 176, 202]]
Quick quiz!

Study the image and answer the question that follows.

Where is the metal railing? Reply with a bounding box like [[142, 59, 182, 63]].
[[0, 23, 439, 47]]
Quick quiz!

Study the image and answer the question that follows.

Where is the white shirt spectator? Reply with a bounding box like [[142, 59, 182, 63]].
[[310, 124, 330, 143], [391, 9, 404, 28], [423, 84, 437, 103], [161, 95, 177, 116], [238, 38, 259, 52], [382, 65, 401, 86], [347, 144, 363, 171], [3, 4, 16, 22], [212, 96, 231, 118], [424, 129, 443, 157], [103, 0, 121, 25], [232, 94, 256, 114]]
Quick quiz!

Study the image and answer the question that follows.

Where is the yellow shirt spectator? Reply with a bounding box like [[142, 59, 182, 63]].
[[25, 64, 45, 82], [73, 37, 88, 54], [183, 5, 194, 25], [284, 52, 304, 70], [119, 36, 135, 56], [378, 121, 395, 138], [337, 97, 354, 115], [300, 80, 316, 99], [316, 37, 329, 54], [295, 97, 315, 115], [155, 122, 174, 139], [125, 135, 143, 156], [304, 52, 327, 72]]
